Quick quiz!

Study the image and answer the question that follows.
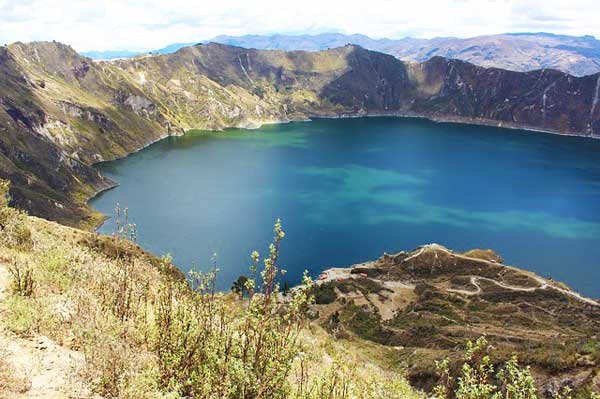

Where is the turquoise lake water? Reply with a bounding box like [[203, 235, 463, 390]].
[[90, 117, 600, 297]]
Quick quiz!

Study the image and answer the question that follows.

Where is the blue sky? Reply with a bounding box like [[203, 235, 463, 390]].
[[0, 0, 598, 51]]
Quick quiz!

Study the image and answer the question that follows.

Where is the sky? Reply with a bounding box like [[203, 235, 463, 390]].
[[0, 0, 598, 52]]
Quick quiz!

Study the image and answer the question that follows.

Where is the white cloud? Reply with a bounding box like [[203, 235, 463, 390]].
[[0, 0, 598, 51]]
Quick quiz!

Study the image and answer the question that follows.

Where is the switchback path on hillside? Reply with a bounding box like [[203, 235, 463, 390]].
[[318, 244, 599, 307], [432, 245, 600, 307]]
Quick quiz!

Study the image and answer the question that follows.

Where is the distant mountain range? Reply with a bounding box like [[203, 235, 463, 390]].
[[81, 42, 195, 60], [81, 32, 600, 76]]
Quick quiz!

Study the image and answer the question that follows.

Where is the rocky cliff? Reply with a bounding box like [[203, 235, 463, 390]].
[[1, 41, 599, 225]]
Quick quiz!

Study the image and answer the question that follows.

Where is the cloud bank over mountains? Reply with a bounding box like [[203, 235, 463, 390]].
[[0, 0, 598, 52]]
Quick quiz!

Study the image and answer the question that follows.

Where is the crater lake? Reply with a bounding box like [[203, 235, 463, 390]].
[[90, 117, 600, 297]]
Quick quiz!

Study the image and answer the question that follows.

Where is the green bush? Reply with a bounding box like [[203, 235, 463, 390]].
[[7, 259, 34, 297], [313, 282, 337, 304], [292, 359, 422, 399], [2, 295, 35, 335], [0, 179, 9, 208], [151, 219, 314, 398], [432, 336, 589, 399], [0, 180, 33, 250]]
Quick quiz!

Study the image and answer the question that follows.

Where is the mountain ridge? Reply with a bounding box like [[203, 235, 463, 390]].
[[81, 32, 600, 76], [1, 40, 600, 226]]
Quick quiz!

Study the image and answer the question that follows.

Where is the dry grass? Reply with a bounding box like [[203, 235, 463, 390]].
[[0, 211, 424, 398], [0, 351, 30, 395]]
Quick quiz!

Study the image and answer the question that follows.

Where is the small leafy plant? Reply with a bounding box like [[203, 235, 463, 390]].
[[0, 180, 32, 250], [7, 259, 34, 297], [152, 218, 314, 398], [433, 336, 585, 399]]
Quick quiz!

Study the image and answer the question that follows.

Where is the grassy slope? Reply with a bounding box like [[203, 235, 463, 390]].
[[1, 201, 598, 397], [0, 204, 422, 398]]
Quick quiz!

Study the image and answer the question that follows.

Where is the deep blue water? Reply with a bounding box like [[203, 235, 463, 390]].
[[90, 117, 600, 297]]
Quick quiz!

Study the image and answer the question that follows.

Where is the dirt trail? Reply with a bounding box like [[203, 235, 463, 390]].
[[318, 244, 599, 308], [0, 262, 91, 398], [429, 245, 600, 307]]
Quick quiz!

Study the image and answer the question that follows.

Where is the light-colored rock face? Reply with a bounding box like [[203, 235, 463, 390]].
[[124, 94, 155, 115], [33, 119, 77, 147]]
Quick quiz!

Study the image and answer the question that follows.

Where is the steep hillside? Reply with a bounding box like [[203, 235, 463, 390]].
[[0, 186, 597, 398], [1, 41, 600, 225], [0, 191, 422, 398]]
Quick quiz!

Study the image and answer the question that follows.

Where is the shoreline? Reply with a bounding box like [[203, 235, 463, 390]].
[[86, 130, 183, 230], [312, 111, 600, 139], [315, 244, 600, 302], [84, 111, 599, 231]]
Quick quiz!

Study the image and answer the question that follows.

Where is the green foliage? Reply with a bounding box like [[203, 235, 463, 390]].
[[577, 339, 600, 362], [496, 357, 537, 399], [0, 349, 28, 395], [313, 282, 337, 304], [341, 302, 386, 343], [231, 274, 249, 298], [151, 219, 315, 398], [4, 201, 596, 399], [312, 277, 391, 307], [1, 295, 35, 335], [0, 179, 9, 208], [291, 358, 422, 399], [0, 207, 33, 250], [38, 250, 73, 291], [433, 337, 589, 399], [0, 179, 33, 250], [7, 258, 34, 296]]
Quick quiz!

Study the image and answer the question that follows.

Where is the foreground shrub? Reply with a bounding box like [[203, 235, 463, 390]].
[[152, 219, 314, 398], [1, 295, 35, 335], [291, 358, 421, 399], [0, 180, 32, 250], [7, 258, 34, 297], [0, 351, 29, 395], [5, 197, 592, 399], [433, 336, 591, 399]]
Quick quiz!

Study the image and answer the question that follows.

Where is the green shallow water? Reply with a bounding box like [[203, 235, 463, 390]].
[[90, 117, 600, 297]]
